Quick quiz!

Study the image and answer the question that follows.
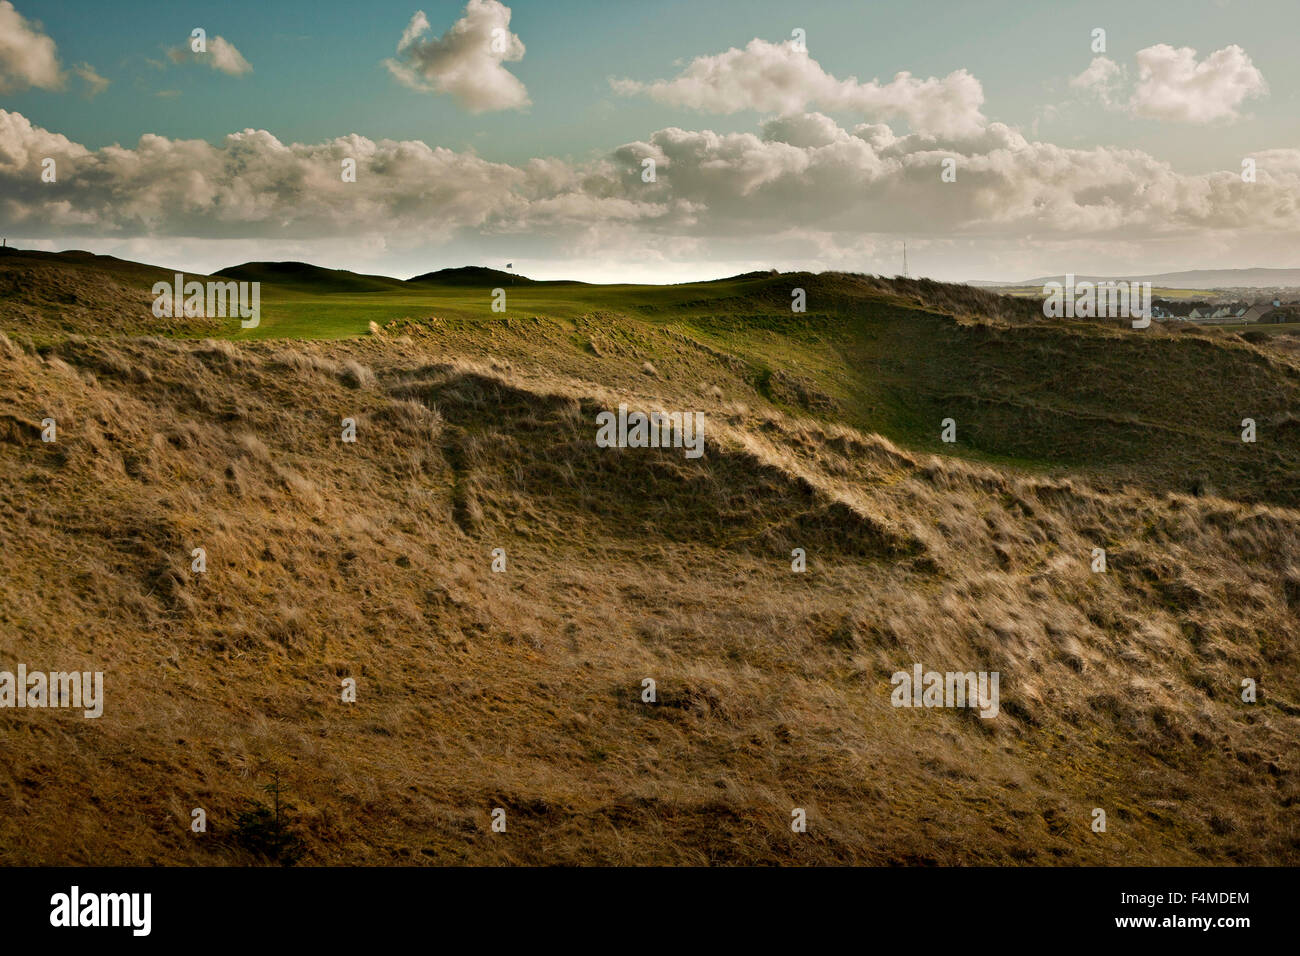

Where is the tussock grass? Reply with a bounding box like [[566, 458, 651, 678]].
[[0, 325, 1295, 865]]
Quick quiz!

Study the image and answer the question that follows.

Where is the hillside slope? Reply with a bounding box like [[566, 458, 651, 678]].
[[0, 247, 227, 339], [0, 322, 1296, 865], [407, 266, 535, 286]]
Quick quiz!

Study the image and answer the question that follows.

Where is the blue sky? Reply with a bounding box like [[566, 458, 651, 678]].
[[3, 0, 1299, 281], [19, 0, 1300, 166]]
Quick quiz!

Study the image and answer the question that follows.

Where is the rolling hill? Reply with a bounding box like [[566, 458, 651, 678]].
[[407, 266, 537, 286], [214, 261, 410, 294], [0, 248, 1296, 865]]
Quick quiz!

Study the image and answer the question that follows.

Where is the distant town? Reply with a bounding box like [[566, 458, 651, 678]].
[[987, 281, 1300, 326], [1150, 295, 1298, 325]]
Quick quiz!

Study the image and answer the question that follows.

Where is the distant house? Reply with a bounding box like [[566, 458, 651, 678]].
[[1242, 304, 1275, 323]]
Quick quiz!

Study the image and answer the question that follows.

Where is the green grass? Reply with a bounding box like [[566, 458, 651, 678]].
[[235, 275, 804, 341]]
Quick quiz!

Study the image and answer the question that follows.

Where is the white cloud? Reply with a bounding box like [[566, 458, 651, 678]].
[[0, 1, 64, 92], [0, 109, 89, 169], [208, 37, 253, 76], [168, 35, 253, 76], [73, 62, 109, 98], [613, 38, 987, 138], [1070, 56, 1125, 108], [1071, 44, 1266, 124], [1132, 43, 1266, 123], [385, 0, 529, 113]]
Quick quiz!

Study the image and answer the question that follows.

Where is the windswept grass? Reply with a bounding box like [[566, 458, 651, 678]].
[[0, 252, 1296, 864]]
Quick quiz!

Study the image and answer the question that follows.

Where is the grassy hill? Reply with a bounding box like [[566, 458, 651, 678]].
[[0, 246, 228, 339], [407, 266, 539, 286], [214, 261, 410, 294], [0, 249, 1296, 865]]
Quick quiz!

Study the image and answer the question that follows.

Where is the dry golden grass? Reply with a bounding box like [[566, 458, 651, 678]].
[[0, 250, 225, 341], [0, 324, 1296, 865]]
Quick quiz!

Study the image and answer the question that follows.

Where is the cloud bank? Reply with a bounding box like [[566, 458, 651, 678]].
[[4, 103, 1297, 278]]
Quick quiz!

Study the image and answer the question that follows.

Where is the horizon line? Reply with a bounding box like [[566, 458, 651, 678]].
[[7, 244, 1300, 290]]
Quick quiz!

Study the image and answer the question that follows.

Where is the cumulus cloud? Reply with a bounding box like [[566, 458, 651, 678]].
[[1132, 43, 1266, 122], [1070, 56, 1125, 108], [385, 0, 529, 112], [613, 38, 987, 138], [167, 34, 253, 76], [0, 0, 64, 92], [1071, 44, 1266, 123]]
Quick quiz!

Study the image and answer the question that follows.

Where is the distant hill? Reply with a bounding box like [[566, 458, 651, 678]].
[[970, 268, 1300, 290], [215, 261, 409, 293], [0, 246, 229, 339], [0, 245, 186, 283], [407, 266, 535, 286]]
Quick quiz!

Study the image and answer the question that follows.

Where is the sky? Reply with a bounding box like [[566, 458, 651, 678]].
[[2, 0, 1298, 283]]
